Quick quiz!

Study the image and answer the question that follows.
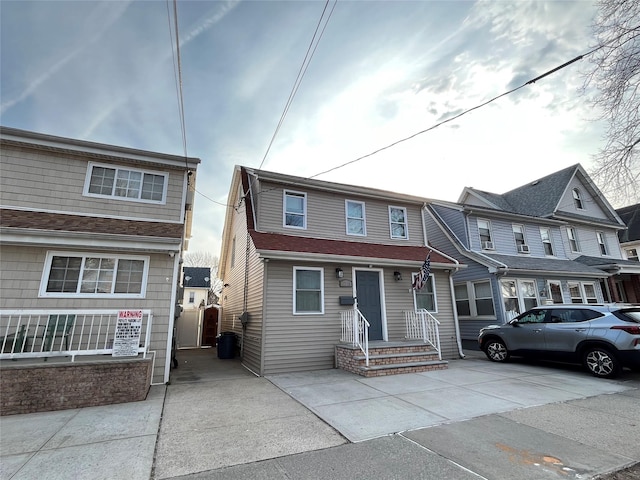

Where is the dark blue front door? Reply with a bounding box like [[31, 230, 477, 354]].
[[355, 270, 383, 341]]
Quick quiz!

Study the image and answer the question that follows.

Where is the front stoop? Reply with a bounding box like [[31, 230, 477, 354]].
[[335, 341, 448, 377]]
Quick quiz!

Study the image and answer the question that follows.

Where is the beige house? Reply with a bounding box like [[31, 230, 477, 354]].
[[0, 127, 199, 390], [218, 166, 465, 377]]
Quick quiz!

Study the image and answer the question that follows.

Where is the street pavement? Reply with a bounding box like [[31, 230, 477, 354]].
[[1, 348, 638, 480]]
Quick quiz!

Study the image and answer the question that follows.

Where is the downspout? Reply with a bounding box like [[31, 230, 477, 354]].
[[164, 251, 181, 384], [423, 203, 465, 359]]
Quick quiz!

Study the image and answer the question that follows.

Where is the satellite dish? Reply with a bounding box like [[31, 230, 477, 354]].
[[204, 277, 210, 282]]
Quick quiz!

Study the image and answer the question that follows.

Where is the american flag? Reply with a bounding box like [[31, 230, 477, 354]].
[[412, 252, 431, 291]]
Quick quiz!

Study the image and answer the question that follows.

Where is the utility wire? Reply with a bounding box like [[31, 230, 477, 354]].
[[310, 28, 637, 180], [257, 0, 338, 171]]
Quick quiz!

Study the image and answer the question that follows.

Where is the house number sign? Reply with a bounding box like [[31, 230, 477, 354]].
[[112, 310, 143, 357]]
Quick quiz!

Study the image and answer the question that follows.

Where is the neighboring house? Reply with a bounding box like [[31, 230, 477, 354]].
[[424, 164, 632, 340], [182, 267, 211, 308], [176, 267, 212, 348], [0, 126, 199, 385], [218, 166, 463, 377], [615, 203, 640, 302]]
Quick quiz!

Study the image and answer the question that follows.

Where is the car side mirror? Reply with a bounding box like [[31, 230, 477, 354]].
[[510, 319, 520, 326]]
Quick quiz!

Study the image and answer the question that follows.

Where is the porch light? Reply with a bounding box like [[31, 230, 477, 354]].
[[393, 271, 402, 281], [335, 268, 344, 279]]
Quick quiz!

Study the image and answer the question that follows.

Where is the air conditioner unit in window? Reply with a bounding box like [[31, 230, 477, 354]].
[[482, 241, 494, 250], [518, 244, 530, 253]]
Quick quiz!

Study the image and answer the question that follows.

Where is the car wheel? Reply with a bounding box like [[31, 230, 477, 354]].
[[583, 347, 620, 378], [484, 338, 510, 362]]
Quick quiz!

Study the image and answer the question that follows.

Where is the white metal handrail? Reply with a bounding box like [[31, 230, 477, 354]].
[[340, 307, 370, 366], [0, 309, 152, 361], [404, 309, 441, 360]]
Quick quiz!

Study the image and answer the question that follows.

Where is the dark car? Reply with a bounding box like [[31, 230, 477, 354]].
[[478, 304, 640, 378]]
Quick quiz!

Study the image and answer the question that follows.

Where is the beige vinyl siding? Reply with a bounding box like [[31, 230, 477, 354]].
[[1, 146, 184, 221], [0, 245, 175, 383], [382, 269, 458, 359], [262, 261, 343, 375], [218, 195, 264, 374], [255, 180, 425, 246]]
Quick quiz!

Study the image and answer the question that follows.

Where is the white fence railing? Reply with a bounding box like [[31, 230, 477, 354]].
[[404, 309, 441, 360], [340, 308, 370, 366], [0, 309, 152, 361]]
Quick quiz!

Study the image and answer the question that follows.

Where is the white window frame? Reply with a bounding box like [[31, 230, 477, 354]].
[[596, 231, 608, 256], [388, 206, 408, 239], [572, 188, 584, 210], [501, 278, 539, 319], [546, 280, 564, 304], [283, 190, 307, 229], [567, 227, 580, 252], [84, 162, 168, 205], [39, 251, 149, 298], [454, 281, 495, 318], [293, 266, 324, 315], [512, 224, 526, 248], [626, 248, 639, 262], [567, 281, 599, 304], [477, 218, 493, 247], [345, 200, 366, 236], [540, 227, 555, 256], [412, 273, 437, 313], [231, 236, 236, 268], [188, 292, 195, 304]]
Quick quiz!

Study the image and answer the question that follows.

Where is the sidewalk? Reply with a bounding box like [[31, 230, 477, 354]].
[[1, 349, 638, 480]]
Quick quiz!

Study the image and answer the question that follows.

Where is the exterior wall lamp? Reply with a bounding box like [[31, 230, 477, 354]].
[[393, 271, 402, 281], [335, 268, 344, 279]]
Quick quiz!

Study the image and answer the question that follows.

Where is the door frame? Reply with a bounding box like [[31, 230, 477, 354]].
[[352, 267, 388, 341]]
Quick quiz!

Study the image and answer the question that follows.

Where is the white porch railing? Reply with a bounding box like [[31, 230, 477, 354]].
[[0, 310, 152, 361], [340, 308, 370, 366], [404, 309, 441, 360]]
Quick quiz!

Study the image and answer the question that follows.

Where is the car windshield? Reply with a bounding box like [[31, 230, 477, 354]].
[[614, 308, 640, 323]]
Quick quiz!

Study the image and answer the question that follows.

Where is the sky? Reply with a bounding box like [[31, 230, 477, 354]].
[[1, 0, 608, 260]]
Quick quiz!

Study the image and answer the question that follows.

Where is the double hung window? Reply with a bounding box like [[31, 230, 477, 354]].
[[389, 206, 408, 239], [568, 282, 598, 303], [41, 252, 148, 297], [413, 274, 436, 312], [293, 267, 324, 314], [284, 191, 307, 229], [572, 188, 584, 209], [540, 227, 554, 256], [567, 227, 580, 252], [345, 200, 366, 236], [86, 163, 167, 203], [477, 219, 493, 248], [512, 225, 526, 248], [501, 278, 539, 319], [453, 281, 495, 317], [596, 232, 608, 255]]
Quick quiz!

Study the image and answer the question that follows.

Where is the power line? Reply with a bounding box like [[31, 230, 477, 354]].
[[256, 0, 338, 171], [310, 28, 637, 180]]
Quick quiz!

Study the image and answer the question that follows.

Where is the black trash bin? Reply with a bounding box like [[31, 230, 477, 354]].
[[217, 332, 237, 359]]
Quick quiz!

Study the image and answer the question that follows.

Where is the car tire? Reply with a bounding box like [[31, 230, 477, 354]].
[[483, 338, 510, 362], [583, 347, 621, 379]]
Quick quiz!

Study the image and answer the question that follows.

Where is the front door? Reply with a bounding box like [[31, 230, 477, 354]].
[[355, 270, 384, 341]]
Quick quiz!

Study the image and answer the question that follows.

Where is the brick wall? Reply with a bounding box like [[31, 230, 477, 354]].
[[0, 359, 152, 416]]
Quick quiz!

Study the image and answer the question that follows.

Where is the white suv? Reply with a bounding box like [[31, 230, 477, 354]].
[[478, 304, 640, 378]]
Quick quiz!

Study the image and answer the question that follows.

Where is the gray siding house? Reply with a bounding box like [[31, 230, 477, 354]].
[[218, 166, 464, 376], [425, 164, 633, 340]]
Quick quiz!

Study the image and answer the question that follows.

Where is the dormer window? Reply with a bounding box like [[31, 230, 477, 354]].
[[572, 188, 584, 210]]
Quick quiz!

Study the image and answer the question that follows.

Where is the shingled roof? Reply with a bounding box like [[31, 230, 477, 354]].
[[616, 203, 640, 243], [249, 231, 456, 267], [0, 208, 184, 238]]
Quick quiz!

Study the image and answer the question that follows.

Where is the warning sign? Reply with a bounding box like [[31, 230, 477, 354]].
[[112, 310, 143, 357]]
